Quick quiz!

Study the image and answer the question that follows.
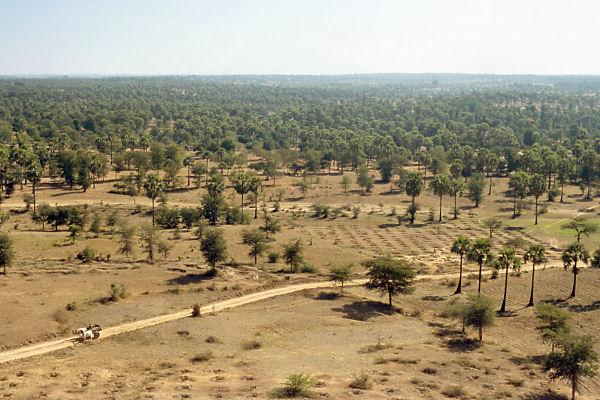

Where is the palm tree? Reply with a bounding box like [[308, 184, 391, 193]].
[[430, 175, 450, 222], [498, 246, 520, 313], [405, 172, 423, 224], [524, 244, 547, 307], [467, 238, 492, 295], [562, 242, 590, 298], [451, 236, 471, 295], [447, 178, 464, 220], [529, 173, 547, 225]]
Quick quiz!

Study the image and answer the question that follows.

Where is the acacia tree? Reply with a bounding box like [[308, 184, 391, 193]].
[[451, 236, 470, 295], [118, 223, 136, 258], [482, 217, 502, 240], [529, 173, 547, 225], [562, 242, 590, 298], [535, 303, 571, 353], [241, 228, 268, 264], [497, 246, 520, 313], [0, 233, 14, 275], [201, 228, 228, 271], [405, 172, 423, 224], [524, 244, 547, 307], [543, 334, 598, 400], [561, 218, 597, 243], [283, 240, 303, 273], [508, 171, 529, 218], [329, 264, 353, 292], [467, 173, 485, 207], [467, 238, 492, 294], [363, 256, 416, 307], [144, 174, 163, 226], [447, 178, 464, 219], [430, 174, 450, 222], [139, 223, 159, 262], [340, 175, 351, 194], [463, 294, 495, 342]]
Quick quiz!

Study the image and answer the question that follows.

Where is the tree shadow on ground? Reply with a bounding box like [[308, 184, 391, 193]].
[[497, 309, 519, 318], [444, 336, 482, 352], [378, 223, 399, 229], [568, 300, 600, 313], [422, 295, 447, 302], [332, 300, 396, 321], [510, 354, 545, 366], [521, 390, 568, 400], [314, 291, 341, 300], [166, 269, 217, 285]]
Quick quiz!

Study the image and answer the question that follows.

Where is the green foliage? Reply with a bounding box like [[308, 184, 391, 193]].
[[282, 240, 304, 273], [108, 283, 127, 302], [466, 173, 485, 207], [76, 246, 96, 263], [543, 334, 598, 400], [535, 303, 571, 351], [201, 228, 228, 269], [329, 264, 353, 291], [363, 256, 416, 306], [0, 233, 14, 274], [272, 373, 315, 398], [241, 228, 268, 264], [463, 294, 495, 341]]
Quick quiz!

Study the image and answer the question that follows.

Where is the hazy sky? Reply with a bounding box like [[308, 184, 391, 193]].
[[1, 0, 598, 75]]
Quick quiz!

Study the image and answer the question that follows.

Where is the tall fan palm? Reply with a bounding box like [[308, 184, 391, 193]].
[[524, 244, 547, 307], [498, 246, 521, 313], [467, 238, 492, 295], [562, 242, 590, 298], [451, 236, 471, 295]]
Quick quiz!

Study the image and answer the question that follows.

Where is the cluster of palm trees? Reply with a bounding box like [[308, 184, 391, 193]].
[[452, 218, 600, 311], [452, 236, 544, 312]]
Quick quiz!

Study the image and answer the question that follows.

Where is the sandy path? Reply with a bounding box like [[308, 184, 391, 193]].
[[0, 262, 564, 365]]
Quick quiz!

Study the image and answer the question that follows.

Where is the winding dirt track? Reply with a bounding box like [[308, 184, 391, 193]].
[[0, 263, 563, 365]]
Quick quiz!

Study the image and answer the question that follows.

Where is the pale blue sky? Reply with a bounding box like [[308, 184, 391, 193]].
[[1, 0, 598, 75]]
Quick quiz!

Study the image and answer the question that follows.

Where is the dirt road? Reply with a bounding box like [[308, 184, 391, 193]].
[[0, 262, 563, 365]]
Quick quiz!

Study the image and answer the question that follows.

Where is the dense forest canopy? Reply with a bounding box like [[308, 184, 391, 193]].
[[0, 74, 599, 201]]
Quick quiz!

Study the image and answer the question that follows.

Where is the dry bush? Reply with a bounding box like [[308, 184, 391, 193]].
[[190, 351, 213, 363], [242, 340, 262, 350], [349, 373, 372, 390]]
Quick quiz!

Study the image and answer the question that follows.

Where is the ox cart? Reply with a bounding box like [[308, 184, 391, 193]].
[[73, 324, 102, 342]]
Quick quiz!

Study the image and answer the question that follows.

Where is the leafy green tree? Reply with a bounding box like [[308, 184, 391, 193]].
[[463, 294, 495, 341], [191, 162, 207, 188], [25, 159, 43, 213], [261, 215, 281, 238], [524, 244, 547, 307], [466, 173, 485, 207], [241, 228, 268, 264], [535, 303, 571, 352], [430, 174, 450, 222], [144, 174, 163, 226], [557, 156, 575, 203], [529, 173, 547, 225], [467, 238, 492, 294], [201, 228, 228, 270], [497, 246, 521, 313], [562, 242, 590, 298], [90, 212, 102, 237], [329, 264, 353, 292], [404, 172, 423, 224], [0, 233, 14, 275], [118, 223, 136, 258], [561, 218, 597, 243], [543, 334, 598, 400], [363, 256, 416, 307], [356, 164, 374, 193], [451, 236, 471, 295], [282, 240, 303, 273], [447, 178, 464, 219]]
